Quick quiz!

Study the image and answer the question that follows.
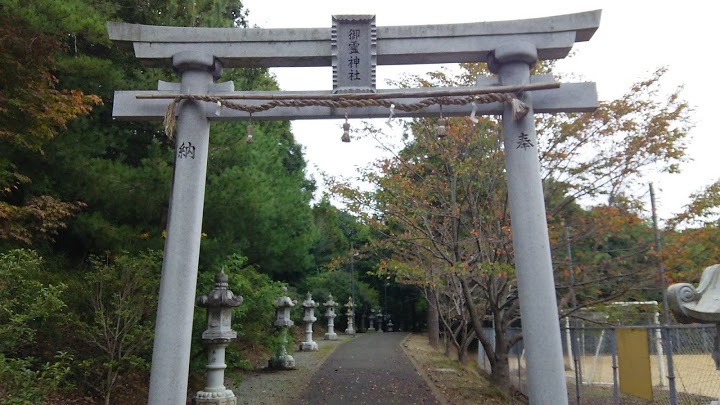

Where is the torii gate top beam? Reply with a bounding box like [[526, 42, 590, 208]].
[[107, 10, 600, 68]]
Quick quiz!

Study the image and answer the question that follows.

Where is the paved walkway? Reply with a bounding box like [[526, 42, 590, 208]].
[[293, 332, 441, 405]]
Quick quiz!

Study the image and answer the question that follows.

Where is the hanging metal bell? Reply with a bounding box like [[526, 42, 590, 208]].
[[436, 118, 447, 138], [341, 122, 351, 143], [246, 124, 254, 144]]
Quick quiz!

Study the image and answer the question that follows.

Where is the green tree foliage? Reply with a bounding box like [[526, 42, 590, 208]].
[[0, 3, 101, 246], [202, 118, 316, 281], [0, 250, 66, 354], [0, 351, 75, 405], [0, 249, 71, 403], [2, 0, 316, 273], [191, 254, 285, 374], [298, 269, 379, 328], [310, 196, 350, 268], [550, 206, 656, 309], [76, 250, 162, 405], [659, 179, 720, 284], [0, 0, 320, 402]]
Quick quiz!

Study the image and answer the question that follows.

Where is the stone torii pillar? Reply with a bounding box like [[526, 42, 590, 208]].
[[149, 51, 222, 405], [107, 11, 601, 404], [488, 43, 567, 400]]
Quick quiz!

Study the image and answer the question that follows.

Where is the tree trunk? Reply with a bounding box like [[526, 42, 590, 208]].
[[104, 368, 118, 405], [490, 348, 512, 389], [458, 343, 468, 365], [444, 326, 452, 356], [459, 332, 473, 365], [458, 276, 514, 389], [427, 290, 440, 348], [411, 296, 418, 331], [359, 310, 366, 332]]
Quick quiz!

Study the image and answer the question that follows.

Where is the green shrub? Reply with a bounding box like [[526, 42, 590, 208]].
[[297, 270, 379, 329], [191, 254, 285, 373], [0, 250, 70, 403], [75, 250, 161, 405]]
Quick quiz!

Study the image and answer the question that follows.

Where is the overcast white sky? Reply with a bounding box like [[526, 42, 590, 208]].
[[240, 0, 717, 221]]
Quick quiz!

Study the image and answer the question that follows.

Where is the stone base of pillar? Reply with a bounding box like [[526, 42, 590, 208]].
[[324, 332, 338, 340], [300, 341, 318, 351], [194, 390, 237, 405], [367, 327, 375, 332], [269, 354, 296, 370], [344, 326, 355, 335]]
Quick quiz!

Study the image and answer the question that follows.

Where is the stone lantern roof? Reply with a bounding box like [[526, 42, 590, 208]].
[[324, 294, 337, 308], [275, 286, 296, 308], [302, 292, 318, 309], [197, 269, 243, 308]]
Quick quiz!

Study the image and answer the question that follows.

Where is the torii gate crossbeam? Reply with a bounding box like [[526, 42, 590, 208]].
[[108, 10, 601, 405]]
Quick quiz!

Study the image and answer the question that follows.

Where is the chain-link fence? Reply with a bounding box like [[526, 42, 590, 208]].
[[477, 324, 719, 404]]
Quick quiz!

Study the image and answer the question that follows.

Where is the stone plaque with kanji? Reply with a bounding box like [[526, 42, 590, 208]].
[[332, 15, 376, 93]]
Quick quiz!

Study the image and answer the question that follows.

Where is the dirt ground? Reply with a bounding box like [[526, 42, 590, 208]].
[[561, 353, 720, 400], [401, 334, 527, 404]]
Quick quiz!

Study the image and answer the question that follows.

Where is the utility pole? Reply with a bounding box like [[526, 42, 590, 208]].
[[565, 224, 582, 403], [650, 183, 677, 404], [350, 241, 355, 321]]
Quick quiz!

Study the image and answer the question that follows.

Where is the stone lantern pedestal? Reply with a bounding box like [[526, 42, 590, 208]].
[[368, 309, 376, 332], [194, 270, 243, 405], [269, 287, 297, 370], [376, 312, 384, 333], [344, 297, 356, 335], [300, 292, 318, 351], [668, 264, 720, 369], [323, 294, 338, 340]]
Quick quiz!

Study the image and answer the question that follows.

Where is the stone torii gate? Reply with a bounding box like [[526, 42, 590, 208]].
[[108, 10, 601, 404]]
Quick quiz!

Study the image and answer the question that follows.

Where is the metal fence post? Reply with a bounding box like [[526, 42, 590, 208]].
[[662, 325, 678, 404], [611, 328, 619, 405], [654, 313, 667, 387]]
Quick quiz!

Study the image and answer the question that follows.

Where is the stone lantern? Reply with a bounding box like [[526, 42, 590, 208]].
[[387, 315, 394, 332], [300, 292, 319, 351], [270, 287, 297, 369], [376, 311, 384, 333], [323, 294, 338, 340], [668, 264, 720, 369], [344, 296, 356, 335], [194, 270, 243, 405], [274, 286, 295, 328], [367, 309, 376, 331]]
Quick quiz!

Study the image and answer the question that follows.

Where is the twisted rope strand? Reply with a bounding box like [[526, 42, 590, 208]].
[[163, 92, 528, 139]]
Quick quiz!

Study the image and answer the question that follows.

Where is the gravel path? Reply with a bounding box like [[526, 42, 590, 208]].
[[232, 336, 350, 405], [293, 332, 441, 405]]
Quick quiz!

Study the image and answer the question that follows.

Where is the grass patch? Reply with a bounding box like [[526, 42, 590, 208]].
[[403, 334, 527, 404]]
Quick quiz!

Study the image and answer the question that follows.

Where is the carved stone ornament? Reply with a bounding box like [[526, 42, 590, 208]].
[[667, 264, 720, 369], [668, 264, 720, 324]]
